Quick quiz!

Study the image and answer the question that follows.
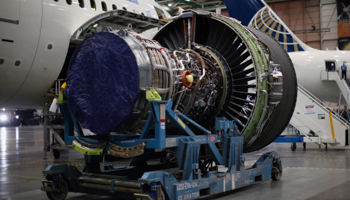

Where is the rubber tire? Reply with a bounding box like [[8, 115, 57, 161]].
[[53, 149, 60, 159], [46, 179, 68, 200], [291, 143, 297, 151], [159, 188, 166, 200], [303, 142, 306, 150], [272, 161, 283, 181]]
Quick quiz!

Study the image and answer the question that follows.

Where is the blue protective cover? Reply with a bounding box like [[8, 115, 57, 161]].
[[66, 32, 139, 135]]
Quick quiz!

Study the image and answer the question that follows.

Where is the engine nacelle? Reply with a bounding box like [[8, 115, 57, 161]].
[[66, 11, 297, 152]]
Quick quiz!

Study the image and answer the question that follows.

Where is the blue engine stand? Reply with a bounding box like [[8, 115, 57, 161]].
[[41, 99, 282, 200]]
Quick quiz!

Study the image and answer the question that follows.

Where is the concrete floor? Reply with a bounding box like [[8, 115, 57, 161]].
[[1, 126, 350, 200]]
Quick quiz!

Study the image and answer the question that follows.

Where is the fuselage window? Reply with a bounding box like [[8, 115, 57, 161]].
[[102, 1, 107, 11], [54, 0, 58, 2], [90, 0, 96, 11], [66, 0, 72, 5], [79, 0, 84, 8], [122, 7, 127, 11], [112, 4, 117, 10]]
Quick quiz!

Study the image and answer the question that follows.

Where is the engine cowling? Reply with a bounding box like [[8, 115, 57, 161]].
[[66, 11, 297, 152]]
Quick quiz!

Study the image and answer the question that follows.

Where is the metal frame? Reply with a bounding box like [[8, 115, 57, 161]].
[[43, 93, 85, 159], [42, 99, 282, 200], [288, 82, 349, 148]]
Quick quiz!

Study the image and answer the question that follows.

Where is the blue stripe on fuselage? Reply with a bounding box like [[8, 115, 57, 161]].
[[224, 0, 265, 26], [226, 0, 305, 52]]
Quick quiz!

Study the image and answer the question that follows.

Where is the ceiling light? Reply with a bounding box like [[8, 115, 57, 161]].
[[0, 115, 7, 121]]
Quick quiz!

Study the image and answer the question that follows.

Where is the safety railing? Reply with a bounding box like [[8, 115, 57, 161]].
[[298, 83, 350, 128], [44, 79, 66, 97]]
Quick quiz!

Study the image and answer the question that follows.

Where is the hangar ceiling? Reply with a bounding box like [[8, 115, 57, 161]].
[[155, 0, 226, 12], [154, 0, 296, 12]]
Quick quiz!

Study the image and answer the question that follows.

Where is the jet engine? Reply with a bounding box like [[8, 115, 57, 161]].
[[66, 11, 297, 152]]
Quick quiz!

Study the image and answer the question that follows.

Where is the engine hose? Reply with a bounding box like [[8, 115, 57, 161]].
[[188, 49, 205, 94], [192, 79, 202, 94]]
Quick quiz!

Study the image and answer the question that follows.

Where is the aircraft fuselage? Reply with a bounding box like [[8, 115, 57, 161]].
[[0, 0, 166, 109], [289, 49, 350, 103]]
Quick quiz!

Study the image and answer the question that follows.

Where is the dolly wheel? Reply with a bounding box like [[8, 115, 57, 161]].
[[158, 189, 166, 200], [291, 143, 297, 151], [155, 186, 166, 200], [272, 160, 283, 181], [53, 149, 60, 159], [46, 179, 68, 200]]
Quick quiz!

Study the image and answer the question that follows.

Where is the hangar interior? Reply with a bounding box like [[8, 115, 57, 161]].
[[156, 0, 339, 50], [2, 0, 350, 200]]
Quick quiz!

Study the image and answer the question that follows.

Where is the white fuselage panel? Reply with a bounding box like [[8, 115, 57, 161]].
[[289, 50, 350, 103], [0, 0, 169, 109]]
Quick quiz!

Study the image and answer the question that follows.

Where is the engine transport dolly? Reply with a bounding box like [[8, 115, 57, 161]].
[[41, 94, 283, 200]]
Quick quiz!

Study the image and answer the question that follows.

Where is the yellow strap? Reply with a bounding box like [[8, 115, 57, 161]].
[[328, 111, 336, 142]]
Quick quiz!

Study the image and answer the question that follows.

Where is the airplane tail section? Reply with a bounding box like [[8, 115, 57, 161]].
[[224, 0, 310, 52]]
